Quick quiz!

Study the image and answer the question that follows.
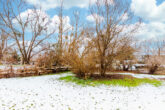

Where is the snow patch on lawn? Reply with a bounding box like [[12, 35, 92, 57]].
[[117, 73, 165, 79]]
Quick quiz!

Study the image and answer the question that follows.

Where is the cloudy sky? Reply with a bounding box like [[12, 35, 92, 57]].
[[20, 0, 165, 41]]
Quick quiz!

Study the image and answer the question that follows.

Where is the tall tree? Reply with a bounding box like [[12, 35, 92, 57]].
[[0, 0, 55, 64], [89, 0, 141, 76]]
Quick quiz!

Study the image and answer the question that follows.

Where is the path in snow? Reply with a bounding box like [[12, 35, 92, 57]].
[[0, 73, 165, 110]]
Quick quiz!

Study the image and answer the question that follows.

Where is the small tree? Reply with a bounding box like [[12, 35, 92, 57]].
[[63, 30, 97, 78]]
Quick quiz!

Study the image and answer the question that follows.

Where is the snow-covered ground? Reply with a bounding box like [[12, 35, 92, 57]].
[[116, 72, 165, 79], [0, 73, 165, 110]]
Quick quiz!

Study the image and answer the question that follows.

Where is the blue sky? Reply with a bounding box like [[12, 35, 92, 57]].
[[11, 0, 165, 42]]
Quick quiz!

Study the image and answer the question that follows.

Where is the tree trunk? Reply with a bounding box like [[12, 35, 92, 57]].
[[100, 58, 106, 77], [22, 57, 30, 65]]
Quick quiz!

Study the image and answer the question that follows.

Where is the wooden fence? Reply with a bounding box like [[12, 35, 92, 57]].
[[0, 65, 69, 78]]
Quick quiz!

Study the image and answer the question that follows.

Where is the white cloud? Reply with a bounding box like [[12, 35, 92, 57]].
[[131, 0, 165, 22], [26, 0, 97, 10], [131, 0, 165, 41], [86, 14, 104, 23], [136, 22, 165, 41], [13, 9, 72, 34], [50, 15, 72, 33]]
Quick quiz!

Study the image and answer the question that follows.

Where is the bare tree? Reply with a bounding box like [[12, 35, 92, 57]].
[[52, 0, 72, 66], [65, 9, 83, 53], [0, 0, 55, 64], [89, 0, 141, 76], [58, 0, 64, 55], [0, 30, 9, 60]]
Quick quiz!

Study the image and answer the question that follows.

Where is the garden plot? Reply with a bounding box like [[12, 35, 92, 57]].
[[0, 73, 165, 110]]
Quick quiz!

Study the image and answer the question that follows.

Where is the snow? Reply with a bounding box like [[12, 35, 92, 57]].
[[117, 72, 165, 79], [0, 73, 165, 110]]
